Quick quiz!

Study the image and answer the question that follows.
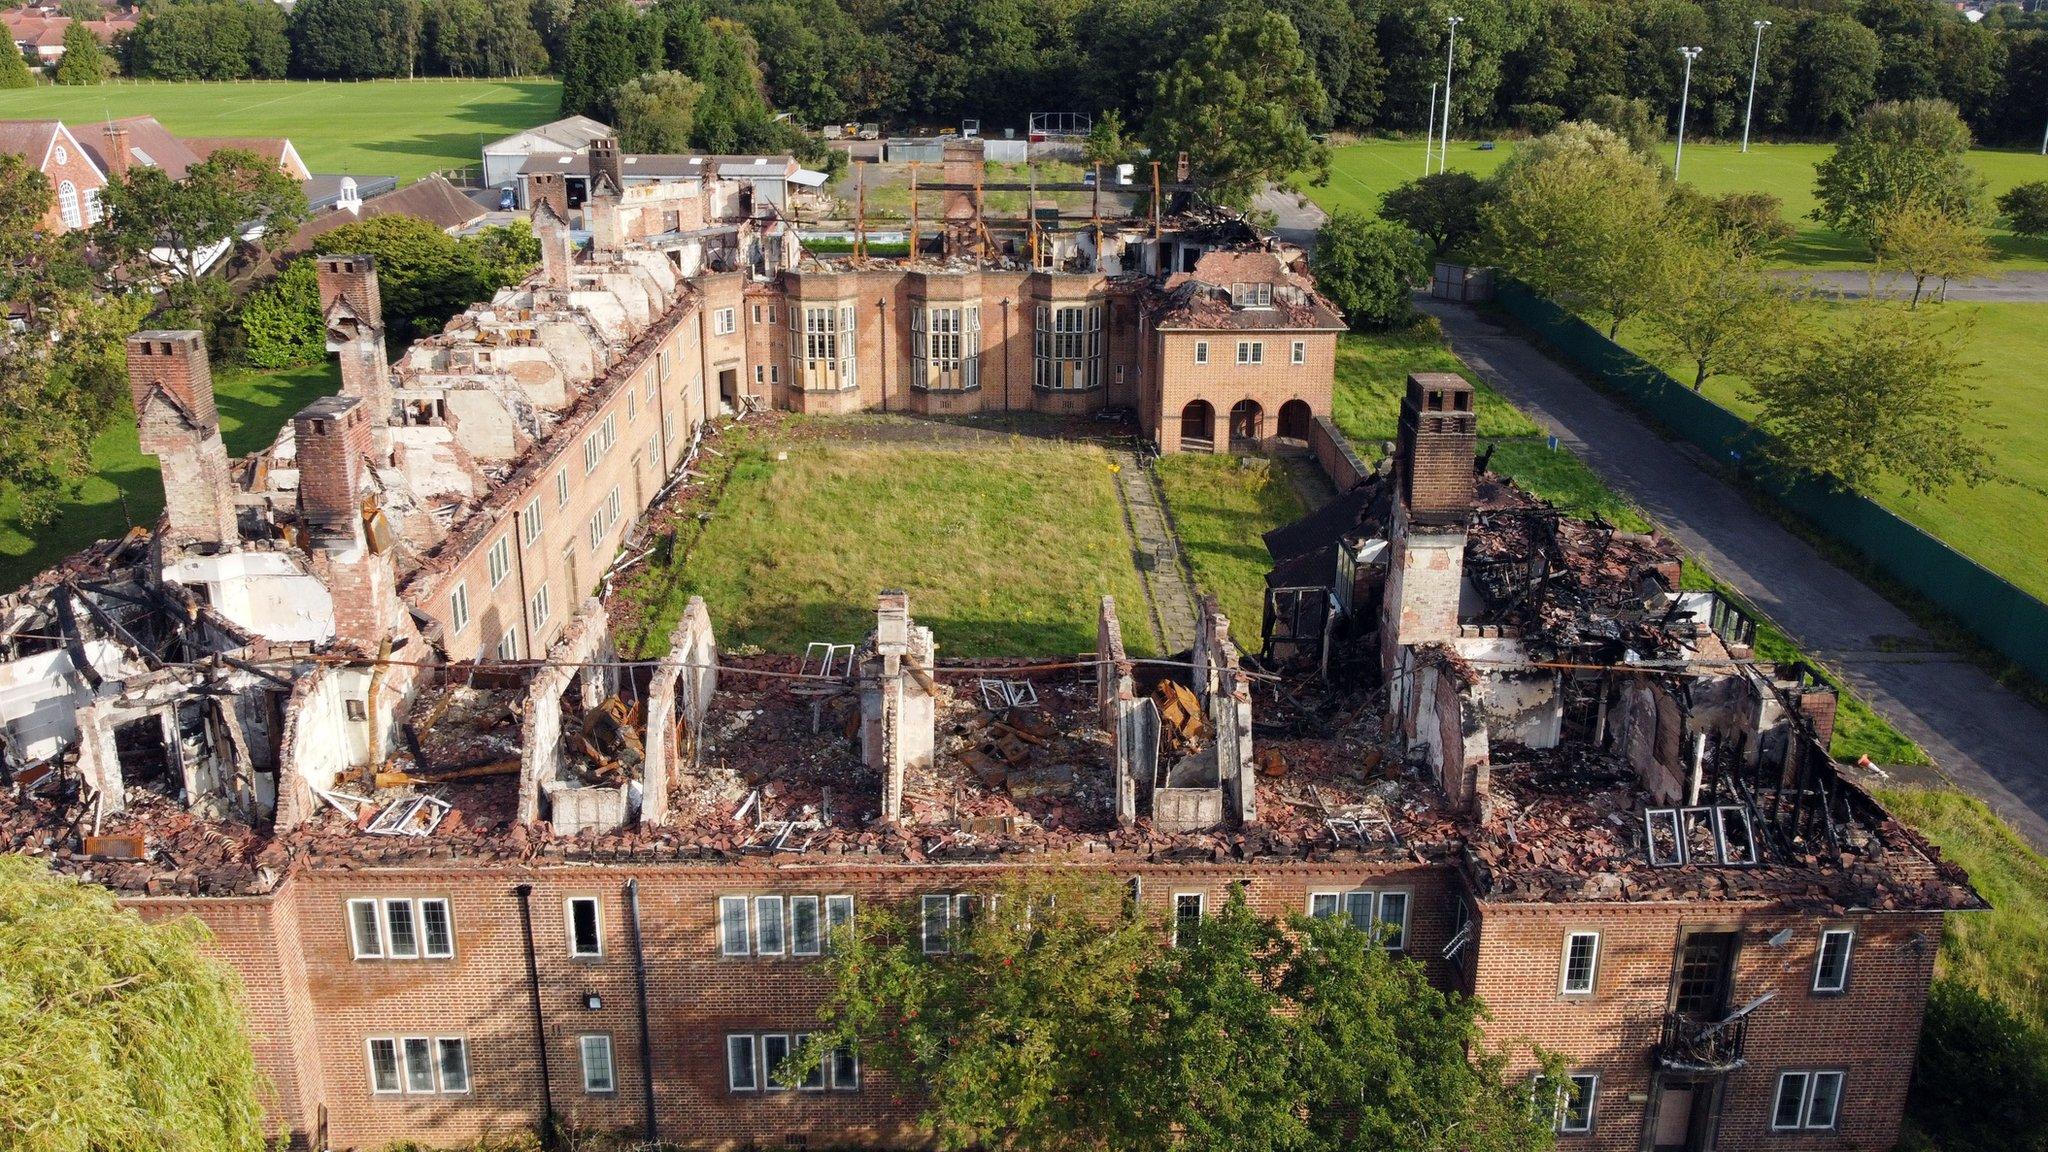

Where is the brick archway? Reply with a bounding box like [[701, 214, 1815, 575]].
[[1277, 399, 1312, 440], [1229, 399, 1263, 450]]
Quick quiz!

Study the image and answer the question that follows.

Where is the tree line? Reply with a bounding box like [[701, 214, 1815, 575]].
[[93, 0, 2048, 148]]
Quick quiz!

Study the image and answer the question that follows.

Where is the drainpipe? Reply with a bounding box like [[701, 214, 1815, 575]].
[[1000, 298, 1012, 413], [626, 878, 658, 1143], [514, 884, 556, 1134], [877, 297, 890, 412]]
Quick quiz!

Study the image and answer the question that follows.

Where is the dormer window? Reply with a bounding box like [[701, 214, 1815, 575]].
[[1229, 282, 1273, 309]]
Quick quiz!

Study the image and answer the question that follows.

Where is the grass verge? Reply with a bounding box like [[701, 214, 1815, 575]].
[[1154, 455, 1306, 634]]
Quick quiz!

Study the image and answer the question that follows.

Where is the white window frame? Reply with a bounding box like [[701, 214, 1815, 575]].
[[755, 895, 786, 956], [495, 627, 520, 662], [384, 898, 420, 959], [1555, 1072, 1597, 1133], [521, 497, 544, 547], [555, 469, 569, 508], [825, 894, 854, 942], [348, 898, 383, 959], [830, 1043, 860, 1091], [448, 582, 470, 635], [1291, 339, 1306, 365], [402, 1036, 437, 1094], [922, 893, 951, 954], [367, 1037, 401, 1094], [566, 897, 603, 958], [727, 1033, 758, 1092], [762, 1033, 792, 1092], [715, 307, 736, 335], [530, 582, 551, 631], [796, 1031, 826, 1091], [58, 180, 81, 229], [1813, 929, 1853, 994], [420, 897, 454, 959], [1560, 931, 1599, 995], [580, 1034, 616, 1093], [1173, 892, 1205, 948], [435, 1037, 470, 1094], [791, 895, 822, 957], [1772, 1072, 1810, 1132], [1194, 340, 1208, 365], [720, 895, 751, 956], [488, 536, 512, 588], [1236, 340, 1264, 365], [1804, 1070, 1844, 1130]]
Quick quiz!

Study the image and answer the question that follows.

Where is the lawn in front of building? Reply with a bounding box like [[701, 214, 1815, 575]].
[[0, 362, 340, 592], [619, 434, 1156, 658], [1154, 455, 1305, 636], [1304, 137, 2048, 270], [0, 78, 562, 181]]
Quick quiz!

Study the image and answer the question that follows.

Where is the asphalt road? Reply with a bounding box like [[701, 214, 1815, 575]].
[[1419, 295, 2048, 851], [1785, 269, 2048, 302]]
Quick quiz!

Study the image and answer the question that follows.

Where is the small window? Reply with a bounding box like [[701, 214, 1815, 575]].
[[1560, 932, 1599, 995], [719, 895, 750, 956], [830, 1044, 860, 1090], [495, 627, 520, 662], [530, 583, 552, 630], [727, 1034, 757, 1092], [627, 390, 637, 420], [796, 1032, 825, 1090], [436, 1037, 469, 1093], [368, 1038, 401, 1093], [348, 898, 383, 959], [521, 498, 544, 547], [791, 895, 822, 956], [488, 537, 511, 588], [1806, 1071, 1843, 1129], [448, 582, 470, 635], [567, 897, 602, 958], [825, 894, 854, 946], [581, 1034, 615, 1093], [755, 896, 786, 955], [403, 1037, 436, 1093], [385, 899, 419, 959], [1556, 1073, 1597, 1133], [715, 307, 736, 335], [1173, 892, 1204, 948], [1291, 340, 1306, 365], [954, 894, 983, 937], [1194, 341, 1208, 365], [1308, 892, 1339, 919], [762, 1033, 792, 1091], [922, 894, 950, 954], [1236, 341, 1264, 365], [1772, 1072, 1809, 1131], [1343, 890, 1373, 930], [1377, 892, 1409, 951], [420, 898, 454, 959], [1813, 929, 1853, 994], [556, 469, 569, 508]]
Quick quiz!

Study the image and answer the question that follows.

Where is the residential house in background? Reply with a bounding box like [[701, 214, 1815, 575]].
[[0, 119, 106, 231], [3, 7, 134, 67], [283, 173, 486, 256]]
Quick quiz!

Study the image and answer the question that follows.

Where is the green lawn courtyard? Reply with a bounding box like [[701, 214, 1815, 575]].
[[0, 78, 561, 181], [1154, 455, 1304, 634], [1303, 137, 2048, 270]]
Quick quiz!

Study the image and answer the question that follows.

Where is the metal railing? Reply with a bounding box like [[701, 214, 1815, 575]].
[[1655, 1011, 1748, 1073]]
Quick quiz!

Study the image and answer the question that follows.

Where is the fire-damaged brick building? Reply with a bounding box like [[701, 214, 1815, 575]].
[[0, 140, 1978, 1151]]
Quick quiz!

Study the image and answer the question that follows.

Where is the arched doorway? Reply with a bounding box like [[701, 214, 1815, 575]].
[[1277, 399, 1312, 441], [1180, 400, 1215, 451], [1229, 399, 1263, 450]]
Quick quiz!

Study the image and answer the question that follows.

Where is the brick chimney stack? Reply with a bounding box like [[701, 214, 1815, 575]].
[[941, 138, 981, 222], [590, 137, 624, 194], [103, 123, 131, 177], [317, 254, 392, 459], [532, 194, 573, 289], [126, 331, 237, 546], [293, 395, 370, 548], [1396, 372, 1477, 524], [861, 591, 937, 825]]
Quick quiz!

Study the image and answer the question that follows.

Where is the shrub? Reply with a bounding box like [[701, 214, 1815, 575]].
[[240, 259, 326, 369], [1999, 181, 2048, 238], [1310, 212, 1427, 332]]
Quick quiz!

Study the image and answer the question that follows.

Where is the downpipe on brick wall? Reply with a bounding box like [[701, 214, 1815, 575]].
[[627, 878, 658, 1143], [514, 884, 557, 1140]]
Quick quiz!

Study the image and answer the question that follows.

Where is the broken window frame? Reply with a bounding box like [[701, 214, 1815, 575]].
[[1172, 892, 1205, 949], [495, 627, 520, 662], [726, 1033, 758, 1092], [1812, 929, 1854, 995], [566, 897, 603, 959], [1679, 807, 1719, 864], [1560, 931, 1600, 996], [754, 896, 786, 956], [790, 895, 822, 957], [1716, 806, 1758, 866], [580, 1034, 616, 1094]]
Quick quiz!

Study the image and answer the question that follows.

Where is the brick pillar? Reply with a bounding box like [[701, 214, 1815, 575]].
[[1396, 371, 1477, 524], [862, 591, 936, 825], [294, 395, 369, 546], [532, 195, 573, 289], [941, 138, 981, 222], [317, 255, 392, 459], [127, 330, 238, 546]]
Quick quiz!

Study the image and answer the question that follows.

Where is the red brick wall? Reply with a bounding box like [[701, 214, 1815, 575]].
[[1150, 330, 1335, 454], [36, 125, 106, 234]]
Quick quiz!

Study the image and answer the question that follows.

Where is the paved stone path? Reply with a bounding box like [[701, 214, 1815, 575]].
[[1111, 447, 1200, 654], [1420, 295, 2048, 851]]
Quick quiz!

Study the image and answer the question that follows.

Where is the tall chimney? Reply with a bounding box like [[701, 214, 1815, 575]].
[[590, 137, 624, 195], [861, 591, 936, 825], [126, 331, 237, 546], [317, 254, 392, 459], [532, 195, 574, 289], [1396, 372, 1477, 524], [293, 395, 370, 548], [103, 123, 132, 178]]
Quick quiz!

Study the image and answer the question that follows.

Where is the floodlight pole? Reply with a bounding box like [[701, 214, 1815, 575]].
[[1425, 82, 1439, 175], [1742, 21, 1770, 154], [1676, 46, 1703, 179], [1438, 16, 1464, 175]]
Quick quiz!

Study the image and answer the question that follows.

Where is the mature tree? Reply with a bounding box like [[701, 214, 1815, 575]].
[[1144, 9, 1328, 207], [1813, 98, 1988, 258], [1084, 108, 1133, 168], [288, 0, 422, 78], [721, 0, 861, 126], [648, 0, 709, 75], [0, 855, 267, 1151], [688, 18, 779, 154], [1379, 170, 1487, 258], [559, 0, 656, 119], [1788, 14, 1880, 135], [1746, 298, 1987, 495], [1, 43, 35, 87], [1584, 93, 1660, 157], [53, 23, 108, 84], [1646, 234, 1795, 391], [1267, 0, 1381, 130], [1997, 180, 2048, 237], [422, 0, 547, 76], [1909, 979, 2048, 1152], [1699, 191, 1797, 257], [314, 216, 537, 343], [55, 0, 104, 18], [811, 877, 1561, 1152], [1482, 121, 1675, 338], [1313, 212, 1426, 331], [615, 70, 702, 153], [0, 156, 146, 525], [93, 148, 307, 344], [239, 258, 325, 369], [125, 0, 287, 80], [1872, 199, 1991, 307]]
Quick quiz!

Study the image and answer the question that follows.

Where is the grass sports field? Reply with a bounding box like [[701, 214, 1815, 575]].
[[1617, 300, 2048, 603], [0, 78, 561, 181], [1307, 137, 2048, 270]]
